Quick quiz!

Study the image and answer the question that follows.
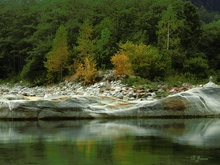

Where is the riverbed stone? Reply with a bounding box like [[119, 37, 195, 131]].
[[0, 84, 219, 119], [162, 97, 186, 111], [0, 77, 219, 119]]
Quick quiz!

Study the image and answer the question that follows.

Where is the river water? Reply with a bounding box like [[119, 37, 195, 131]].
[[0, 118, 220, 165]]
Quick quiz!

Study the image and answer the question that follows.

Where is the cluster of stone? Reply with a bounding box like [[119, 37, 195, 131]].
[[0, 79, 193, 101]]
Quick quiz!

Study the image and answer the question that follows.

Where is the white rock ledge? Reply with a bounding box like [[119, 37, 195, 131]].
[[0, 84, 220, 120]]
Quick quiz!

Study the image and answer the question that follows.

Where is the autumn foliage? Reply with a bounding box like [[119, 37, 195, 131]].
[[73, 57, 97, 85], [44, 25, 69, 82], [111, 52, 131, 76], [117, 41, 169, 79]]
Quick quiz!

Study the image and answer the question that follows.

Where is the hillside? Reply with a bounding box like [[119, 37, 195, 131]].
[[191, 0, 220, 12], [0, 0, 220, 86]]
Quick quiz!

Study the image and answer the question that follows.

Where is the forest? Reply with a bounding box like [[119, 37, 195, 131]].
[[0, 0, 220, 85]]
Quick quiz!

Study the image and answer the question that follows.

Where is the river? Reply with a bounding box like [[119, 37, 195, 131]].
[[0, 118, 219, 165]]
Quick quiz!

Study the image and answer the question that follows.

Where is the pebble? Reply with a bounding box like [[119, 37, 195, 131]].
[[0, 79, 194, 101]]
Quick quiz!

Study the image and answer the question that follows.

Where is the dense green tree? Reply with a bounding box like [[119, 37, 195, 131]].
[[0, 0, 220, 83], [20, 0, 70, 84], [200, 20, 220, 70], [191, 0, 220, 12], [94, 17, 119, 68], [0, 1, 37, 78], [96, 28, 111, 69], [118, 41, 169, 80], [157, 4, 185, 70], [181, 2, 202, 54], [44, 25, 69, 82], [184, 57, 209, 78], [197, 6, 220, 23], [20, 55, 47, 85], [76, 19, 96, 61], [157, 5, 183, 50]]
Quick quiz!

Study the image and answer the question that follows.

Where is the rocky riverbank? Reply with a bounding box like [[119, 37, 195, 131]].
[[0, 79, 219, 119], [0, 79, 194, 101], [1, 72, 219, 120]]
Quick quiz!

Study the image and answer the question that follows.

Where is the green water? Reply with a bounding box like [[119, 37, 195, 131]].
[[0, 119, 219, 165]]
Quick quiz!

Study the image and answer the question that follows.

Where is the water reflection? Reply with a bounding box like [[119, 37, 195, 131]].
[[0, 118, 220, 147], [1, 119, 220, 165]]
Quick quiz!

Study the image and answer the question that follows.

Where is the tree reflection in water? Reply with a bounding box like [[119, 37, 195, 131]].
[[0, 119, 219, 165]]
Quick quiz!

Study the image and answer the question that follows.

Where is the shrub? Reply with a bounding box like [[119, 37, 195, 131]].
[[73, 57, 97, 85], [111, 52, 131, 76], [165, 72, 203, 85], [20, 56, 47, 85], [183, 57, 209, 78], [119, 41, 169, 80], [122, 76, 150, 87]]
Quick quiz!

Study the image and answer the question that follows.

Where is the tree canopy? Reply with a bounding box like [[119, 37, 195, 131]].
[[0, 0, 220, 84]]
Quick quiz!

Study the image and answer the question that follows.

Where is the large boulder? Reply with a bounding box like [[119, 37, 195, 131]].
[[0, 85, 220, 119]]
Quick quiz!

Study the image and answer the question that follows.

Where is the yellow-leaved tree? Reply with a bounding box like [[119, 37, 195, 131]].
[[76, 19, 96, 60], [72, 20, 97, 84], [111, 52, 131, 76], [115, 41, 169, 80], [74, 56, 97, 85], [44, 25, 69, 82]]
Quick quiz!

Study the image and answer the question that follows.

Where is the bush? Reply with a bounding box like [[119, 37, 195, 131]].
[[183, 57, 209, 78], [122, 76, 150, 87], [72, 57, 97, 85], [20, 56, 47, 85], [111, 52, 131, 76], [211, 70, 220, 84], [119, 41, 169, 80], [165, 72, 204, 85]]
